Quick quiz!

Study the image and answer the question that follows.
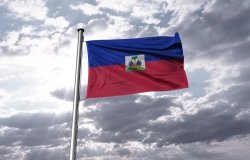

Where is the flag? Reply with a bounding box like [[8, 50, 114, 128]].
[[86, 33, 188, 98]]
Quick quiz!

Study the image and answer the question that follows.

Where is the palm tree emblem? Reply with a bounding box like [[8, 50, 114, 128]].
[[126, 55, 145, 72]]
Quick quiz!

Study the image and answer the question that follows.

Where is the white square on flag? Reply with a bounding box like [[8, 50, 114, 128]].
[[125, 54, 146, 72]]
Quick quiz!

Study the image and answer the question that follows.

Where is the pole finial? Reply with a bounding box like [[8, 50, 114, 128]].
[[77, 28, 84, 32]]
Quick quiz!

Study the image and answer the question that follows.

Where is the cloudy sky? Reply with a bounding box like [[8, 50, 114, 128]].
[[1, 0, 250, 159]]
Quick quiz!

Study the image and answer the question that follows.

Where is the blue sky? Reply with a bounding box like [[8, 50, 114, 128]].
[[0, 0, 250, 160]]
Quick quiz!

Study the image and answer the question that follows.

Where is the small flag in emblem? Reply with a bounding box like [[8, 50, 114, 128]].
[[125, 54, 146, 72]]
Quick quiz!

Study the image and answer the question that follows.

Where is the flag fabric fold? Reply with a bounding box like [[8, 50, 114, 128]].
[[86, 33, 188, 98]]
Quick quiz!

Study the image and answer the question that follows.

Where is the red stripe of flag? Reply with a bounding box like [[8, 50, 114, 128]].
[[86, 59, 188, 98]]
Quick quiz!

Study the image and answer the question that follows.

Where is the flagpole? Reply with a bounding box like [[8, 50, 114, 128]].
[[69, 28, 84, 160]]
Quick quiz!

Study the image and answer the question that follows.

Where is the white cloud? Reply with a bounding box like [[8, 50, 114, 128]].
[[166, 0, 209, 27], [0, 29, 33, 56], [0, 54, 77, 113], [96, 0, 137, 12], [45, 16, 69, 30], [83, 17, 135, 40], [131, 0, 163, 25], [0, 31, 19, 55], [0, 89, 10, 108], [70, 3, 102, 16], [106, 16, 134, 38], [0, 25, 87, 112], [3, 0, 48, 21]]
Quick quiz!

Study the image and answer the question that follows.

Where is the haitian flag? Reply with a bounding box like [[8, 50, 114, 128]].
[[86, 33, 188, 98]]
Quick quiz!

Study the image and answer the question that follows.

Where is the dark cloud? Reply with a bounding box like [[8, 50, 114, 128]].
[[176, 0, 250, 62], [25, 149, 67, 160], [50, 85, 86, 101], [0, 125, 68, 146], [82, 93, 250, 147], [0, 147, 11, 156], [0, 112, 71, 129], [82, 95, 175, 144], [147, 103, 250, 146], [179, 144, 221, 160], [0, 113, 69, 146], [50, 88, 74, 101], [116, 148, 131, 156], [84, 95, 174, 132]]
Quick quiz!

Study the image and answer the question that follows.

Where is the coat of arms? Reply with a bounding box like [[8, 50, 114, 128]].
[[125, 54, 146, 72]]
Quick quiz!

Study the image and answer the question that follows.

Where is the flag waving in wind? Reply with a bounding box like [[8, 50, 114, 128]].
[[86, 33, 188, 98]]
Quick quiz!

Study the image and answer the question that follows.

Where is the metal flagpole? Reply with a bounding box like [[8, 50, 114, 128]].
[[69, 28, 84, 160]]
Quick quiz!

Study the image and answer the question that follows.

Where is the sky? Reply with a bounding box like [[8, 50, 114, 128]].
[[0, 0, 250, 159]]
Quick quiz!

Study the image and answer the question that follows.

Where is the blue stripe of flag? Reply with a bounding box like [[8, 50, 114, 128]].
[[86, 33, 184, 68]]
